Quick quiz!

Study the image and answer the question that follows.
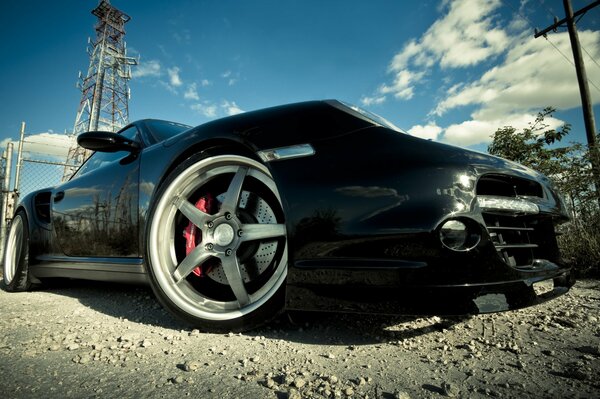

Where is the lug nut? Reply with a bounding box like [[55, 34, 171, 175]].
[[225, 249, 233, 256], [205, 243, 214, 251], [207, 221, 214, 228], [237, 230, 243, 237], [225, 212, 232, 220]]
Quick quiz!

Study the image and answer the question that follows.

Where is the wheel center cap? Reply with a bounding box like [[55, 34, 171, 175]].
[[214, 223, 235, 247]]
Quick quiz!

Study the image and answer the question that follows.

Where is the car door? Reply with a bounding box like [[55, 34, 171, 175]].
[[51, 126, 141, 258]]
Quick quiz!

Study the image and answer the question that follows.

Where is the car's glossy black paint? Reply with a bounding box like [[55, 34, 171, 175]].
[[16, 100, 573, 315]]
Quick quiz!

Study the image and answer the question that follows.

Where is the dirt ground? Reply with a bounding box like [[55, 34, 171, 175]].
[[0, 279, 598, 399]]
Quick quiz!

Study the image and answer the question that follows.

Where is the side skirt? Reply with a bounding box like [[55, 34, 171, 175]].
[[30, 256, 149, 285]]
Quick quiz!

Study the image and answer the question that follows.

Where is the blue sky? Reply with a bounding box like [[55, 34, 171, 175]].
[[1, 0, 599, 160]]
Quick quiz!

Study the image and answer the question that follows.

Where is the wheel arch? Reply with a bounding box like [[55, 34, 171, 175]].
[[10, 194, 38, 236], [140, 137, 279, 256], [158, 138, 263, 191]]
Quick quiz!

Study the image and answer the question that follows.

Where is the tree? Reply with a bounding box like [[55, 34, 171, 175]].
[[487, 107, 571, 175]]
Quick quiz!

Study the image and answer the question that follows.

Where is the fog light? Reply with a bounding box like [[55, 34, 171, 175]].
[[439, 219, 480, 251]]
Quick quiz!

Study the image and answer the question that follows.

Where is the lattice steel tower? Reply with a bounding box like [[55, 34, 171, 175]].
[[63, 0, 137, 180]]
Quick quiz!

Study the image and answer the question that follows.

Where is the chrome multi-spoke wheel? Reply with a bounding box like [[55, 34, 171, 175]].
[[2, 211, 32, 292], [146, 154, 287, 330]]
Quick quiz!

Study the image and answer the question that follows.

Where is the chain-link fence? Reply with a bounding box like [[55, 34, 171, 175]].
[[17, 158, 69, 199], [0, 126, 76, 259], [15, 130, 75, 199]]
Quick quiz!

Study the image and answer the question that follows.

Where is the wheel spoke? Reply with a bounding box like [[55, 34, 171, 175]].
[[240, 223, 286, 243], [174, 196, 210, 228], [220, 255, 250, 307], [220, 166, 248, 213], [173, 246, 212, 283]]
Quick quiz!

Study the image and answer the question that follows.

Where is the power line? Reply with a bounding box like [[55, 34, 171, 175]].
[[533, 0, 600, 74], [544, 36, 600, 93], [536, 0, 600, 207], [501, 0, 600, 93], [582, 45, 600, 71]]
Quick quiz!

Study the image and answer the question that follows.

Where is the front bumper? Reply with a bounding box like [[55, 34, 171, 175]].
[[285, 269, 574, 315]]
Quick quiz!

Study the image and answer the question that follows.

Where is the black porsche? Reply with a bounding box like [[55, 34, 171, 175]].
[[2, 100, 573, 331]]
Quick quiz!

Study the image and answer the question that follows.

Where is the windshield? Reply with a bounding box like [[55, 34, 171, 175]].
[[145, 120, 192, 142], [335, 100, 406, 133]]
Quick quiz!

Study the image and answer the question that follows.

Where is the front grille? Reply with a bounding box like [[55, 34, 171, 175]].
[[477, 175, 559, 269], [482, 213, 537, 268], [477, 174, 543, 198]]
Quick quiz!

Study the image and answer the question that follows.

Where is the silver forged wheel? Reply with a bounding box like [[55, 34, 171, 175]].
[[147, 155, 287, 323], [2, 210, 32, 292], [3, 214, 24, 285]]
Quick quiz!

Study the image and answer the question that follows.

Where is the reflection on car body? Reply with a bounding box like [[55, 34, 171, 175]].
[[2, 100, 573, 331]]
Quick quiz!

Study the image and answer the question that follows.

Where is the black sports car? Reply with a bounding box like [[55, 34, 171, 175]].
[[2, 100, 573, 331]]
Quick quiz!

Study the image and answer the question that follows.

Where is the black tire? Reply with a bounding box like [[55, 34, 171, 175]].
[[145, 154, 288, 331], [2, 210, 32, 292]]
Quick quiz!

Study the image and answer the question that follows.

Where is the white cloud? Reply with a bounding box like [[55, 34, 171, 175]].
[[190, 100, 245, 119], [167, 66, 183, 87], [442, 113, 565, 146], [407, 123, 443, 140], [201, 79, 211, 87], [159, 81, 178, 95], [222, 100, 244, 116], [131, 59, 161, 78], [435, 31, 600, 119], [221, 70, 239, 86], [362, 0, 600, 148], [379, 70, 425, 100], [191, 103, 217, 118], [434, 29, 600, 146], [184, 83, 199, 101], [360, 95, 386, 106], [363, 0, 509, 103], [419, 0, 508, 68], [1, 132, 76, 160], [0, 137, 10, 149]]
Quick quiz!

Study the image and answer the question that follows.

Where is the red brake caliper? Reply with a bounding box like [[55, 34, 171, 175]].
[[183, 194, 215, 277]]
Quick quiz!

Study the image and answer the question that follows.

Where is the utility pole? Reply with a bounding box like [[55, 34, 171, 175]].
[[13, 122, 26, 199], [0, 142, 14, 260], [535, 0, 600, 207]]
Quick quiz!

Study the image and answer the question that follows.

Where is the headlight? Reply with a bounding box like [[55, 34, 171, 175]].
[[477, 196, 539, 214]]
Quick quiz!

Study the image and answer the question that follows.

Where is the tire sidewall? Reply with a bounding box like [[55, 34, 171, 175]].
[[144, 153, 286, 331], [2, 211, 31, 292]]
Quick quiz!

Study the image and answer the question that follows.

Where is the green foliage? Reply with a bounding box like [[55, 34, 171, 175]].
[[487, 107, 572, 176], [488, 107, 600, 276]]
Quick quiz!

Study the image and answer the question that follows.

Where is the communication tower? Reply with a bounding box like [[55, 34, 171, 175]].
[[62, 0, 137, 180]]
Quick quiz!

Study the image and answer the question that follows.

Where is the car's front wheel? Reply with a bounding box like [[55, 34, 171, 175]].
[[145, 154, 288, 331], [2, 210, 33, 292]]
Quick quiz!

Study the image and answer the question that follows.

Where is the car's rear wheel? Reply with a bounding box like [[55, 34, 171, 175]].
[[2, 211, 33, 292], [145, 154, 288, 331]]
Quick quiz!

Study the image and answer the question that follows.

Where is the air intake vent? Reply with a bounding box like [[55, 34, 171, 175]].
[[34, 192, 52, 224], [477, 174, 543, 198], [477, 174, 558, 269], [482, 213, 537, 268]]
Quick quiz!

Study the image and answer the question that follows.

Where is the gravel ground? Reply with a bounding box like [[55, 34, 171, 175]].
[[0, 279, 598, 399]]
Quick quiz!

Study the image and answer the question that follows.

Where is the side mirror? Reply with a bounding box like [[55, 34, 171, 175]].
[[77, 131, 140, 153]]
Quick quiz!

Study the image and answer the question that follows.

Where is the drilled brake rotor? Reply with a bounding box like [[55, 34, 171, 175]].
[[205, 191, 278, 284]]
